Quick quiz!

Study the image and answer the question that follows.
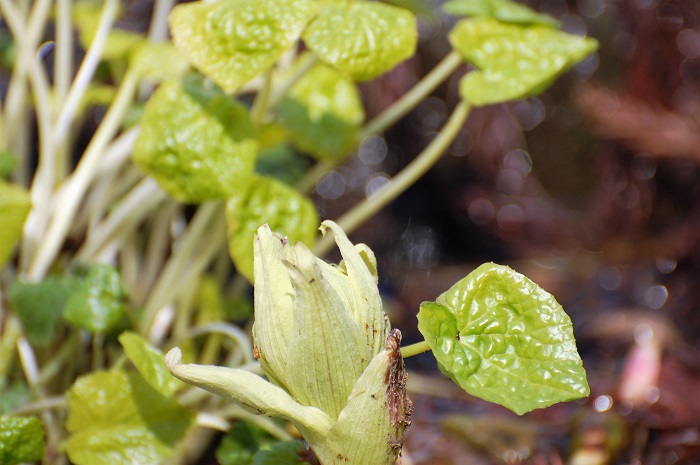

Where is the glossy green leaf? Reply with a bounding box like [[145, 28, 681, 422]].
[[276, 59, 364, 161], [130, 42, 190, 81], [118, 332, 182, 397], [169, 0, 317, 93], [63, 264, 129, 334], [0, 415, 45, 465], [65, 371, 193, 465], [225, 176, 318, 282], [417, 263, 589, 415], [303, 1, 417, 81], [9, 276, 82, 346], [133, 77, 257, 203], [443, 0, 559, 27], [252, 440, 308, 465], [450, 18, 598, 106], [0, 181, 31, 268]]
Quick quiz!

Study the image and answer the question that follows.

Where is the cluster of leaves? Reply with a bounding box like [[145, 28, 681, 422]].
[[0, 0, 596, 464]]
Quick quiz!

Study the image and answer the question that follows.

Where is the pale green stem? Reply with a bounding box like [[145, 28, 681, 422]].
[[75, 178, 166, 261], [25, 69, 139, 281], [54, 0, 72, 107], [188, 322, 254, 365], [250, 67, 274, 126], [7, 396, 67, 416], [360, 51, 463, 138], [314, 100, 471, 256], [147, 0, 175, 42], [400, 340, 431, 359], [138, 202, 180, 306], [141, 202, 222, 334], [53, 0, 119, 146]]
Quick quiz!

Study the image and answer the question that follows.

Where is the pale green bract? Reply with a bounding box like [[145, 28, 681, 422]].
[[276, 59, 365, 160], [166, 221, 411, 465], [65, 371, 193, 465], [225, 176, 319, 283], [169, 0, 317, 92], [132, 78, 257, 203], [417, 263, 589, 415], [450, 17, 598, 106], [0, 181, 31, 268], [303, 1, 418, 81]]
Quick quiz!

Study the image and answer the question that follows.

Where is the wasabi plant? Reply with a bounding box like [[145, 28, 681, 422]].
[[0, 0, 597, 464]]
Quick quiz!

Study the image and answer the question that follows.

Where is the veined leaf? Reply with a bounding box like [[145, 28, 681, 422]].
[[276, 59, 364, 161], [417, 263, 589, 415], [303, 1, 417, 81], [450, 17, 597, 106], [169, 0, 317, 93], [65, 371, 193, 465], [225, 176, 318, 282], [132, 77, 257, 203]]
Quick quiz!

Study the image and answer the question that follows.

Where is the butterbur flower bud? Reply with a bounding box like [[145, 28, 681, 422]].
[[165, 220, 411, 464]]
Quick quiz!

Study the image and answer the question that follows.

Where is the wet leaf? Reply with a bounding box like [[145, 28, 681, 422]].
[[303, 1, 417, 81], [0, 415, 45, 465], [119, 332, 182, 397], [169, 0, 317, 93], [443, 0, 559, 27], [0, 181, 31, 268], [9, 276, 82, 346], [225, 176, 318, 282], [276, 59, 364, 161], [450, 17, 597, 106], [65, 371, 193, 465], [133, 77, 257, 203], [63, 264, 129, 334], [417, 263, 589, 415]]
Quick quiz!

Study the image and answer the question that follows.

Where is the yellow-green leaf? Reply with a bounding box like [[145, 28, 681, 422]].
[[65, 371, 193, 465], [225, 176, 318, 282], [0, 416, 45, 465], [133, 77, 257, 203], [450, 18, 597, 106], [169, 0, 317, 93], [443, 0, 559, 26], [303, 1, 417, 81], [119, 332, 182, 397], [276, 59, 364, 161], [417, 263, 589, 415]]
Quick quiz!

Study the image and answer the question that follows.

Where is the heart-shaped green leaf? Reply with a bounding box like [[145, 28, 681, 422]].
[[169, 0, 317, 93], [0, 415, 45, 465], [132, 77, 257, 203], [63, 264, 129, 334], [276, 59, 364, 161], [303, 1, 417, 81], [119, 332, 183, 397], [443, 0, 559, 27], [225, 176, 318, 282], [417, 263, 589, 415], [0, 181, 31, 268], [450, 18, 597, 106], [65, 371, 193, 465]]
